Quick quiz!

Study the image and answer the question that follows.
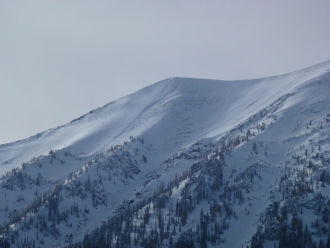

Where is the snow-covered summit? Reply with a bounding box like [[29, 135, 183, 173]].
[[1, 60, 330, 247], [1, 60, 330, 176]]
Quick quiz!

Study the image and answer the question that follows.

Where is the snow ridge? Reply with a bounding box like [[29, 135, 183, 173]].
[[0, 60, 330, 247]]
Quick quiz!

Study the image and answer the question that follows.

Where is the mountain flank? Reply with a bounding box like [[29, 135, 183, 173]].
[[1, 60, 330, 247]]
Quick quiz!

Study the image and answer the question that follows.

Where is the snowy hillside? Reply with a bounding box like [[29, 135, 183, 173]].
[[1, 60, 330, 247]]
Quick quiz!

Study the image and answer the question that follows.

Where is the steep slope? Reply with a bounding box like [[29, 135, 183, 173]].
[[0, 60, 330, 247], [1, 60, 329, 175]]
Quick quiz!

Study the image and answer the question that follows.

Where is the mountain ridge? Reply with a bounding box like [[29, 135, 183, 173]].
[[2, 59, 329, 170], [1, 60, 330, 247]]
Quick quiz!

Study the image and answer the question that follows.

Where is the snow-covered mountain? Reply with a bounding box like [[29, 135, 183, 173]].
[[1, 60, 330, 248]]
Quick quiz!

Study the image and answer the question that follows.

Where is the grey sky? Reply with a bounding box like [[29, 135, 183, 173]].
[[1, 1, 330, 144]]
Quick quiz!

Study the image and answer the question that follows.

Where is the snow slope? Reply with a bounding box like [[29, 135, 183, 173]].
[[1, 60, 329, 176], [1, 60, 330, 247]]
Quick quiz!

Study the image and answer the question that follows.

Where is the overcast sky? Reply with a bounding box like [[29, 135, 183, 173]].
[[1, 1, 330, 144]]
